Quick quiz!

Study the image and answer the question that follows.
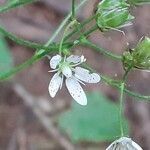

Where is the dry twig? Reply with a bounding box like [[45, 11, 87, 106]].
[[13, 83, 75, 150]]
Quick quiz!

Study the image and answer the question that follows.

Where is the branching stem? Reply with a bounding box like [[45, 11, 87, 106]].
[[80, 38, 122, 60]]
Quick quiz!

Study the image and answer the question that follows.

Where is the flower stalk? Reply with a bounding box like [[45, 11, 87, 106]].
[[119, 66, 132, 137], [72, 0, 75, 20]]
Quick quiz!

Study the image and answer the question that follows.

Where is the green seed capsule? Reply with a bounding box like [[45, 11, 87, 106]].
[[96, 0, 134, 31], [97, 0, 130, 10], [123, 51, 134, 70], [133, 37, 150, 70], [123, 37, 150, 71]]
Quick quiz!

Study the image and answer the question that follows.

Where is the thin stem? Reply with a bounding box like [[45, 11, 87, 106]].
[[59, 20, 77, 55], [83, 25, 98, 37], [0, 26, 51, 50], [82, 63, 150, 100], [80, 38, 122, 60], [45, 0, 89, 46], [0, 46, 58, 81], [64, 14, 97, 41], [0, 17, 97, 81], [0, 16, 96, 51], [0, 56, 36, 81], [103, 74, 150, 100], [72, 0, 75, 20], [59, 17, 98, 55], [0, 0, 89, 80], [119, 66, 132, 137], [106, 77, 150, 100], [46, 16, 70, 47], [119, 67, 133, 137], [119, 82, 125, 137], [0, 0, 36, 13]]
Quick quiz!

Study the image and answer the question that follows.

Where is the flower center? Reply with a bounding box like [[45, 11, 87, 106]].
[[60, 62, 72, 78]]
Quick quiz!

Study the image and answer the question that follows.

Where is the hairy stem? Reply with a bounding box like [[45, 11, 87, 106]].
[[0, 0, 36, 13], [80, 38, 122, 60], [103, 75, 150, 100], [119, 82, 125, 137], [0, 26, 50, 50], [46, 0, 89, 45], [0, 46, 58, 81], [119, 66, 132, 137], [64, 14, 97, 41], [82, 63, 150, 100], [0, 14, 99, 81], [59, 20, 77, 55], [72, 0, 75, 20]]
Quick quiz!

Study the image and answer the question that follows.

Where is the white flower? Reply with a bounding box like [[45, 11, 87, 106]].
[[48, 54, 101, 105], [106, 137, 143, 150]]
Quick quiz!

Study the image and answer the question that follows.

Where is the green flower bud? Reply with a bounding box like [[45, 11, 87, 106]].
[[123, 51, 134, 70], [96, 0, 134, 32], [123, 37, 150, 70], [128, 0, 150, 6], [97, 0, 130, 10], [133, 37, 150, 70]]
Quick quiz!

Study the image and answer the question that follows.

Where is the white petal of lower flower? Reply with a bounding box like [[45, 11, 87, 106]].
[[50, 55, 61, 69], [131, 140, 143, 150], [66, 55, 81, 63], [49, 73, 62, 98], [60, 74, 64, 90], [106, 137, 143, 150], [65, 77, 87, 105], [75, 67, 101, 83]]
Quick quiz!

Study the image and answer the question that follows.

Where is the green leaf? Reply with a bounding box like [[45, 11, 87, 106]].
[[58, 92, 129, 143], [0, 36, 13, 75]]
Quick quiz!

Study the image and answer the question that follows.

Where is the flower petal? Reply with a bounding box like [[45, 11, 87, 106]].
[[131, 140, 143, 150], [66, 55, 82, 63], [48, 73, 62, 98], [50, 55, 61, 69], [106, 137, 143, 150], [60, 74, 64, 89], [75, 67, 101, 83], [65, 77, 87, 105]]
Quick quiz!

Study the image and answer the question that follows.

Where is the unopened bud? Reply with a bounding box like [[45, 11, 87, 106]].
[[96, 0, 134, 32]]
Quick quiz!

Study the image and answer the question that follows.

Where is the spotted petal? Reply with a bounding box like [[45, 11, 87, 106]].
[[106, 137, 143, 150], [66, 55, 82, 63], [65, 77, 87, 105], [49, 73, 62, 98], [75, 67, 101, 83], [50, 55, 61, 69]]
